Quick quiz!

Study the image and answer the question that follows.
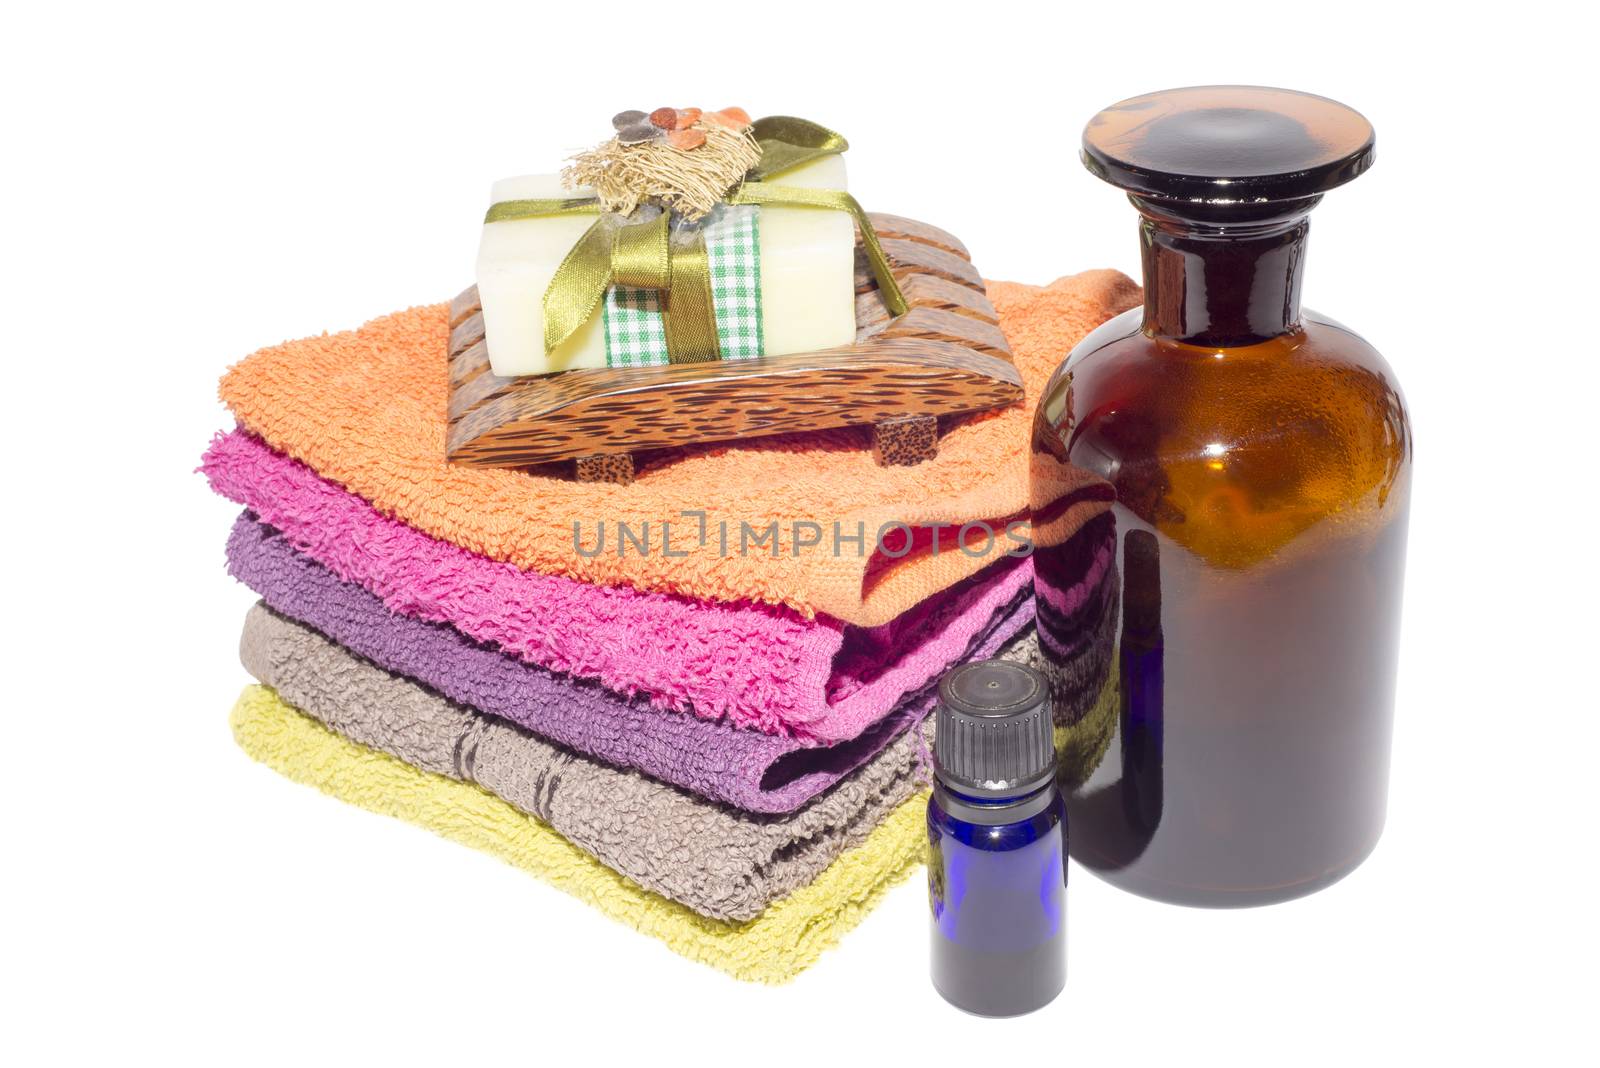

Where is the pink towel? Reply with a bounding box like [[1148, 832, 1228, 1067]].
[[203, 431, 1032, 743]]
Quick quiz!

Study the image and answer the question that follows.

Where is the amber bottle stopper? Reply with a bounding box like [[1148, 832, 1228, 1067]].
[[1082, 85, 1375, 205]]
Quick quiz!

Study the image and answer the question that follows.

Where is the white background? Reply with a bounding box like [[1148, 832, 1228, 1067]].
[[4, 2, 1595, 1064]]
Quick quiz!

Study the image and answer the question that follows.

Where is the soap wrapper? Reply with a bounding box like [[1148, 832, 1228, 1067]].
[[603, 205, 763, 367], [476, 155, 856, 377]]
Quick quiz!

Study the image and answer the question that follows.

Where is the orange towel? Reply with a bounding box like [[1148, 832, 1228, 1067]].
[[219, 271, 1139, 626]]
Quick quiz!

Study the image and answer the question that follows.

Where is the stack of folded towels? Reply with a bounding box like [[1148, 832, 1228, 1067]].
[[202, 270, 1139, 982]]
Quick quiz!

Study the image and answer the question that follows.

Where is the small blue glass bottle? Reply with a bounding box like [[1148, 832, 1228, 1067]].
[[927, 660, 1065, 1016]]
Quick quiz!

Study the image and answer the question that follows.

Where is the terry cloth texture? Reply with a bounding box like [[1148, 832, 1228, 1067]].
[[229, 685, 927, 984], [225, 515, 1033, 813], [203, 430, 1030, 743], [241, 604, 931, 922], [217, 271, 1140, 626]]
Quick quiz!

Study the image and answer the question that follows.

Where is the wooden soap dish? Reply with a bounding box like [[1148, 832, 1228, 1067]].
[[445, 213, 1020, 483]]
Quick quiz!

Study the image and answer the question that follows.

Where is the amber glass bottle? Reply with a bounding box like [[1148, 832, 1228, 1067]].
[[1032, 87, 1411, 906]]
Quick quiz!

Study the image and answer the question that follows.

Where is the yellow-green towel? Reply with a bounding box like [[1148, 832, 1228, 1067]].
[[229, 685, 928, 984]]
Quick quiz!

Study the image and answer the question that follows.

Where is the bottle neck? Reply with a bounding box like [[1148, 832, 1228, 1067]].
[[1135, 196, 1315, 347], [934, 778, 1058, 826]]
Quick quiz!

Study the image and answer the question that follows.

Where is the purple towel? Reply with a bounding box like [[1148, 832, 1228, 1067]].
[[225, 514, 1033, 813], [202, 429, 1033, 743]]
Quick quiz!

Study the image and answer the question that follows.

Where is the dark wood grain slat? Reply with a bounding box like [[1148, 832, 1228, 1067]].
[[448, 341, 1022, 467], [455, 336, 1016, 417], [855, 306, 1012, 361], [449, 287, 481, 328], [855, 238, 984, 294], [449, 311, 485, 356], [864, 214, 970, 260], [449, 339, 495, 392], [856, 274, 1000, 328], [449, 355, 519, 421]]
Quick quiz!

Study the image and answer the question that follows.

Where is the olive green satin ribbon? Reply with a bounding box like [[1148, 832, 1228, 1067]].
[[613, 212, 720, 364], [484, 116, 907, 358], [540, 206, 611, 357], [747, 116, 850, 180], [725, 184, 907, 317], [611, 210, 670, 288], [745, 116, 907, 316], [483, 196, 601, 223], [662, 227, 720, 363], [484, 204, 722, 363]]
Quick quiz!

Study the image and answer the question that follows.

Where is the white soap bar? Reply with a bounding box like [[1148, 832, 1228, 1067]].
[[475, 156, 856, 376], [752, 155, 856, 361]]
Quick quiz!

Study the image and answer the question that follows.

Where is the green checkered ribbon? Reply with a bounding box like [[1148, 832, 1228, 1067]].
[[602, 206, 763, 367]]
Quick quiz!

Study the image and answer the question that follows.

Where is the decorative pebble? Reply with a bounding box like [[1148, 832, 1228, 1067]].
[[649, 107, 680, 130], [705, 106, 752, 130], [617, 121, 661, 145], [667, 128, 707, 151], [676, 107, 702, 126], [612, 109, 648, 130]]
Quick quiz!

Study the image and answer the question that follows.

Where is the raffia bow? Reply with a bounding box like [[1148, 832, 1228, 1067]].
[[482, 117, 909, 363]]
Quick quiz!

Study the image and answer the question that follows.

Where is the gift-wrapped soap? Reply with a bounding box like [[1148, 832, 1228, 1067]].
[[476, 153, 856, 377]]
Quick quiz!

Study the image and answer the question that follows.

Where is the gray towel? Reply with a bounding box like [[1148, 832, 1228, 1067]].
[[240, 604, 939, 922]]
